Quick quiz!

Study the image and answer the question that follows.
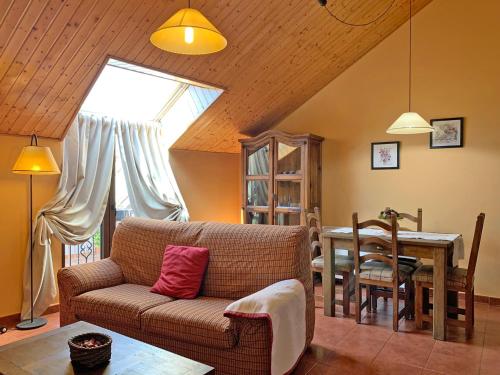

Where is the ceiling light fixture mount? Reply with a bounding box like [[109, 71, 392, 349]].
[[318, 0, 396, 27], [387, 0, 433, 134], [150, 0, 227, 55]]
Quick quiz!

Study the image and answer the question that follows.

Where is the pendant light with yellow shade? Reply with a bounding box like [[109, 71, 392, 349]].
[[150, 0, 227, 55], [387, 0, 433, 134]]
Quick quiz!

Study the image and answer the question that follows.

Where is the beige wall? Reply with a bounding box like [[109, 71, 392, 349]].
[[170, 149, 241, 224], [0, 135, 62, 317], [0, 143, 241, 318], [278, 0, 500, 297]]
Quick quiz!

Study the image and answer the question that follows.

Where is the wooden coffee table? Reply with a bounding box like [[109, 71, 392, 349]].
[[0, 321, 214, 374]]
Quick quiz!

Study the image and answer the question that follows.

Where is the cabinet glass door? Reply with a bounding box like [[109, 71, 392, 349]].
[[244, 142, 272, 224], [275, 212, 301, 226], [274, 139, 304, 225], [247, 180, 269, 207], [247, 211, 269, 225], [277, 142, 302, 175], [276, 180, 301, 209], [247, 144, 270, 176]]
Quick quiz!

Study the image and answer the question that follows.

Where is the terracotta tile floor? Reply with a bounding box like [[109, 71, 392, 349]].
[[1, 288, 500, 375], [293, 288, 500, 375]]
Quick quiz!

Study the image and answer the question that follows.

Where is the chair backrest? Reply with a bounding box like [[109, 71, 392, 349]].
[[400, 208, 423, 231], [305, 207, 322, 257], [352, 213, 399, 281], [466, 213, 486, 287], [383, 207, 422, 231]]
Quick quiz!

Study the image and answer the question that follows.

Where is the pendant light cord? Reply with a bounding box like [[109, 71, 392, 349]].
[[409, 0, 412, 112], [319, 0, 396, 27]]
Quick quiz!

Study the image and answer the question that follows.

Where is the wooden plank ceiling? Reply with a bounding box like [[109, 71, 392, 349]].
[[0, 0, 432, 153]]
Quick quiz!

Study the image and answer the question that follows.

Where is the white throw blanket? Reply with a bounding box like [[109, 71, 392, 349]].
[[224, 279, 306, 375], [328, 227, 464, 266]]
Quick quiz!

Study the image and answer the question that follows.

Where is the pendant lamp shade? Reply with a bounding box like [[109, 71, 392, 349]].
[[150, 8, 227, 55], [386, 0, 433, 135], [12, 145, 60, 175], [387, 112, 434, 134]]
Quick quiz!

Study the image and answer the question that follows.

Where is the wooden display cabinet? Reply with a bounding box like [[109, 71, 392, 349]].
[[240, 130, 323, 226]]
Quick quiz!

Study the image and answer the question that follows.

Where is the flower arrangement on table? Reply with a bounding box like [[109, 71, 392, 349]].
[[378, 207, 402, 220]]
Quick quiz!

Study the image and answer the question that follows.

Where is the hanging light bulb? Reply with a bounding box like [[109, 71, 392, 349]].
[[150, 1, 227, 55], [387, 0, 433, 134], [184, 26, 194, 44]]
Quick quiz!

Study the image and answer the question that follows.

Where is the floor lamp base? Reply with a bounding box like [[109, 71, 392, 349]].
[[16, 317, 47, 330]]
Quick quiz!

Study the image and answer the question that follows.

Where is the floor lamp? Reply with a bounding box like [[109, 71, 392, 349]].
[[12, 134, 60, 330]]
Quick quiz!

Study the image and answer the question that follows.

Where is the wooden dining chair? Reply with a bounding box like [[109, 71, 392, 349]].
[[381, 208, 423, 266], [414, 213, 485, 339], [307, 207, 355, 316], [352, 213, 415, 331], [376, 208, 423, 312]]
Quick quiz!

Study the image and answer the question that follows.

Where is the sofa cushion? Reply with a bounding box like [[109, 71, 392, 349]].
[[142, 297, 237, 349], [111, 219, 205, 287], [196, 222, 309, 299], [72, 284, 173, 329], [110, 218, 310, 301], [151, 245, 209, 299]]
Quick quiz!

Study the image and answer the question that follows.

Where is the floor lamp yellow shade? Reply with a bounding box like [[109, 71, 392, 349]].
[[150, 7, 227, 55], [12, 145, 60, 175]]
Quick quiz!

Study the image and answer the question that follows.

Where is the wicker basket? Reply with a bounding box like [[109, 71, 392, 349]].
[[68, 332, 112, 368]]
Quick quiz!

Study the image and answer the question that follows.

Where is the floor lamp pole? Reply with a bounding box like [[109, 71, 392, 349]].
[[16, 174, 47, 330]]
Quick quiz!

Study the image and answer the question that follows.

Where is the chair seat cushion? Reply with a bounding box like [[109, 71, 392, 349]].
[[386, 255, 422, 270], [359, 262, 414, 283], [398, 259, 423, 270], [312, 255, 354, 273], [141, 297, 237, 349], [72, 284, 173, 329], [413, 265, 469, 289]]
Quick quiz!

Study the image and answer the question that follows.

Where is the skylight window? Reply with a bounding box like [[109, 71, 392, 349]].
[[80, 58, 223, 145], [80, 58, 223, 222]]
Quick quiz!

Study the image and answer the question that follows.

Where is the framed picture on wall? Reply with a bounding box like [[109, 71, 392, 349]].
[[430, 117, 464, 148], [371, 141, 400, 170]]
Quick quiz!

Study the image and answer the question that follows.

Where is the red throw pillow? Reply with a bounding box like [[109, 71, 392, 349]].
[[151, 245, 209, 299]]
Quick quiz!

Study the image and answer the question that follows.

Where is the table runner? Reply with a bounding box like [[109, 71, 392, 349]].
[[326, 227, 464, 266]]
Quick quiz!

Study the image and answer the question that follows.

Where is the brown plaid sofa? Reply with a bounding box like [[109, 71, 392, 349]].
[[58, 217, 314, 374]]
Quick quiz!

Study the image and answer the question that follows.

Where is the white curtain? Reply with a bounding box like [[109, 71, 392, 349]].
[[23, 114, 188, 317], [116, 121, 189, 221], [22, 114, 115, 319]]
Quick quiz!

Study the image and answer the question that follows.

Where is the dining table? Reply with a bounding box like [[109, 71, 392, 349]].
[[321, 226, 464, 341]]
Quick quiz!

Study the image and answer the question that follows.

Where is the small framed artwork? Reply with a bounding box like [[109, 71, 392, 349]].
[[371, 141, 400, 170], [430, 117, 464, 148]]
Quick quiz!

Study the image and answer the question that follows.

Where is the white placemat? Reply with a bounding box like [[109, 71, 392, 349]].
[[326, 227, 464, 266]]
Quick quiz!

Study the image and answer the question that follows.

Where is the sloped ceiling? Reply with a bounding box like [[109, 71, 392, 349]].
[[0, 0, 432, 153]]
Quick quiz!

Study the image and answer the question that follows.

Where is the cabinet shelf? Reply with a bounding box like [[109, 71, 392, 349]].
[[245, 175, 270, 180], [275, 206, 302, 213], [275, 174, 302, 181], [246, 206, 270, 213]]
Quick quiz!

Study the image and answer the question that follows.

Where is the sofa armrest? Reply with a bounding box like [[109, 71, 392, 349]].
[[58, 258, 124, 326], [224, 279, 305, 319], [58, 258, 124, 299], [224, 279, 306, 374]]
